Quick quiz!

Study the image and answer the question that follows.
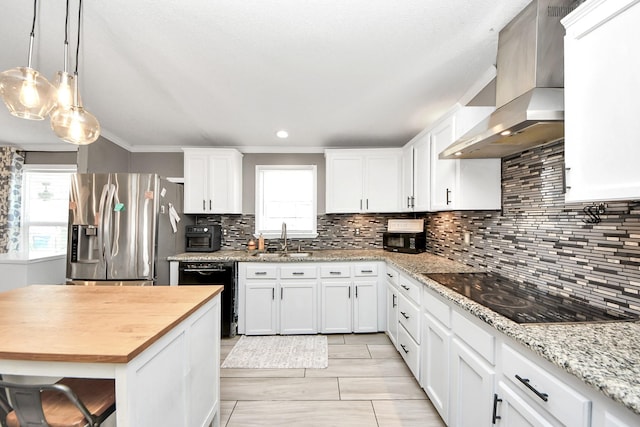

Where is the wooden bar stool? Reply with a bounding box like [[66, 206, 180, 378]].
[[0, 377, 115, 427]]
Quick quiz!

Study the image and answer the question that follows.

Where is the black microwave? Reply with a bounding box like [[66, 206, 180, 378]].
[[383, 232, 426, 254], [185, 225, 222, 252]]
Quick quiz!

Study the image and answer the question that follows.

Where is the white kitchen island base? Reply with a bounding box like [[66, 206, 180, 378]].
[[0, 286, 222, 427]]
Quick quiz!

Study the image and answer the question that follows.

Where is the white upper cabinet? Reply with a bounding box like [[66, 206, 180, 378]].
[[183, 148, 243, 214], [402, 133, 431, 212], [562, 0, 640, 202], [417, 105, 501, 211], [325, 148, 402, 213]]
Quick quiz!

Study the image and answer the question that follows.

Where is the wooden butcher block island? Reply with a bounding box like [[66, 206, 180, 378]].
[[0, 285, 223, 427]]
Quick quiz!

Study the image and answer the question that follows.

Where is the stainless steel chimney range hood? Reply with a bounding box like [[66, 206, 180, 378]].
[[440, 0, 576, 160]]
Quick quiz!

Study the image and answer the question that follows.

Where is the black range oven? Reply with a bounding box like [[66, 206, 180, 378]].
[[178, 261, 236, 337]]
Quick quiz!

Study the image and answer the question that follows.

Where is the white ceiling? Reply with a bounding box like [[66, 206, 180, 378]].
[[0, 0, 530, 153]]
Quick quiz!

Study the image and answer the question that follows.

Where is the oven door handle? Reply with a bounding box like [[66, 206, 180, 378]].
[[181, 268, 228, 273]]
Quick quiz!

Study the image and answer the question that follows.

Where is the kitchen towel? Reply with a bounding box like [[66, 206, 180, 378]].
[[221, 335, 328, 369]]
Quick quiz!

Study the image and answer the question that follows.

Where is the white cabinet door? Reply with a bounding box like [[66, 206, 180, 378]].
[[325, 154, 364, 213], [562, 0, 640, 202], [401, 144, 415, 211], [183, 153, 209, 214], [183, 148, 243, 214], [325, 149, 402, 213], [422, 311, 451, 425], [245, 282, 277, 335], [430, 116, 457, 211], [353, 279, 378, 333], [386, 282, 399, 346], [364, 153, 402, 212], [320, 280, 353, 334], [208, 152, 242, 214], [450, 337, 495, 427], [495, 381, 554, 427], [412, 135, 431, 211], [280, 281, 317, 335]]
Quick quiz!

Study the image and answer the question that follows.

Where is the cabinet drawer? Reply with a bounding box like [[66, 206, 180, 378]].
[[280, 265, 318, 279], [502, 344, 591, 427], [245, 265, 277, 279], [320, 264, 351, 278], [398, 275, 421, 304], [423, 289, 450, 328], [451, 311, 495, 364], [398, 293, 420, 343], [354, 263, 378, 276], [398, 324, 420, 379], [385, 265, 399, 286]]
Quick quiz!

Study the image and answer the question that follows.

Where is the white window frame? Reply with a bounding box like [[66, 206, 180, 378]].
[[255, 165, 318, 239], [21, 164, 76, 253]]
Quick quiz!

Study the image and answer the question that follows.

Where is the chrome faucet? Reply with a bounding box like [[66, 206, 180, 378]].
[[280, 222, 288, 253]]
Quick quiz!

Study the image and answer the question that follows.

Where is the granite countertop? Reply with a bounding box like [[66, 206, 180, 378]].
[[169, 249, 640, 414]]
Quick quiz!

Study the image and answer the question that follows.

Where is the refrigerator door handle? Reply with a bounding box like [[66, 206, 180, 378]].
[[97, 184, 110, 259], [102, 184, 117, 265]]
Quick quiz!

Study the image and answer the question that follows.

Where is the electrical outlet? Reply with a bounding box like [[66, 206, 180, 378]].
[[354, 228, 361, 236], [223, 229, 228, 236], [463, 231, 471, 245]]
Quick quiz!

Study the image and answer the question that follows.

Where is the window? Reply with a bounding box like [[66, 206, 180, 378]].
[[255, 165, 317, 239], [21, 165, 76, 254]]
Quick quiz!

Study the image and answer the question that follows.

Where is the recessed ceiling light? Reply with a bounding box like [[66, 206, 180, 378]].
[[276, 130, 289, 139], [454, 151, 462, 156], [500, 130, 512, 136]]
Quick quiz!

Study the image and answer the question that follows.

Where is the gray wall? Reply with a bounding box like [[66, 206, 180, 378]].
[[130, 152, 183, 177], [24, 151, 77, 165], [242, 153, 326, 214], [77, 136, 130, 173]]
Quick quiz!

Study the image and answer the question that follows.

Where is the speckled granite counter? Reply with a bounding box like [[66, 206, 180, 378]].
[[169, 249, 640, 414]]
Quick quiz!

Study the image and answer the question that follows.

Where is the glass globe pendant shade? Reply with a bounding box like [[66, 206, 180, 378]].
[[50, 104, 100, 145], [0, 66, 56, 120], [51, 71, 77, 112]]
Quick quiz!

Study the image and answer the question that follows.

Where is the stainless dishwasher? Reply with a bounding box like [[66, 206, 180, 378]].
[[178, 261, 237, 337]]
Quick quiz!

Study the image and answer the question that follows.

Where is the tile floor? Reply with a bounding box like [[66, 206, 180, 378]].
[[220, 333, 446, 426]]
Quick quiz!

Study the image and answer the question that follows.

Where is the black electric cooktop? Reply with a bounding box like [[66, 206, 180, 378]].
[[424, 273, 637, 324]]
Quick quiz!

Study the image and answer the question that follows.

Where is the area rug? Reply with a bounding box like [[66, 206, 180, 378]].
[[221, 335, 328, 369]]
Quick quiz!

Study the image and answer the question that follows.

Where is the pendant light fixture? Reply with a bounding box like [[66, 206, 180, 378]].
[[50, 0, 100, 145], [51, 0, 77, 114], [0, 0, 56, 120]]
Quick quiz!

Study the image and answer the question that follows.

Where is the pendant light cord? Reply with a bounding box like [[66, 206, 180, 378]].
[[26, 0, 38, 68], [74, 0, 82, 75]]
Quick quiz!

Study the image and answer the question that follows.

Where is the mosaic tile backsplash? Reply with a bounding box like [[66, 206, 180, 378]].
[[195, 140, 640, 316]]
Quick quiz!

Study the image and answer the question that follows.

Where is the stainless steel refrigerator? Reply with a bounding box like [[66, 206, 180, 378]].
[[66, 173, 188, 285]]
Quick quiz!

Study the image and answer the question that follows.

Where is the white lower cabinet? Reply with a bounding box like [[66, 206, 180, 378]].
[[319, 263, 379, 334], [421, 311, 451, 425], [386, 281, 399, 346], [450, 337, 496, 427], [240, 263, 317, 336], [244, 282, 278, 335], [397, 323, 420, 378], [494, 381, 555, 427], [239, 262, 379, 336]]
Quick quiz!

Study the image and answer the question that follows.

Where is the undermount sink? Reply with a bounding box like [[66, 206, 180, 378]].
[[284, 252, 313, 258], [251, 252, 313, 258], [252, 252, 282, 258]]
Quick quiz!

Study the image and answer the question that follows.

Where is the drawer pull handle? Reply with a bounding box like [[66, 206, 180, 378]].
[[392, 294, 397, 308], [254, 271, 267, 276], [401, 285, 410, 291], [387, 273, 394, 278], [400, 344, 409, 354], [292, 272, 304, 275], [329, 271, 342, 275], [492, 394, 502, 424], [400, 311, 410, 319], [361, 269, 373, 273], [515, 375, 548, 402]]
